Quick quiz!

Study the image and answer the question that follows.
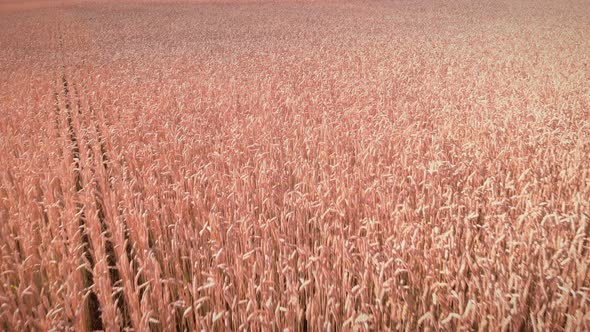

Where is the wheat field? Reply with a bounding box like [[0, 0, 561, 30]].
[[0, 0, 589, 331]]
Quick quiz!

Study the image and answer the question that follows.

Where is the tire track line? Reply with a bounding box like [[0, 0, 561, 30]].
[[59, 66, 104, 331], [71, 82, 134, 329], [57, 21, 133, 329]]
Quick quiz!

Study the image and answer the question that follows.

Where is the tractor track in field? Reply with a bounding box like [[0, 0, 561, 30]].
[[58, 66, 106, 331], [72, 80, 134, 330], [89, 105, 110, 173], [56, 17, 153, 329], [87, 103, 150, 308], [55, 24, 137, 330]]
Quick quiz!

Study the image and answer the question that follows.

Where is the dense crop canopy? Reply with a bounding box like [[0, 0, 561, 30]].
[[1, 0, 589, 330]]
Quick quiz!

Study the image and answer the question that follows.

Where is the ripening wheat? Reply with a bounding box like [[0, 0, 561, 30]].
[[1, 0, 589, 331]]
